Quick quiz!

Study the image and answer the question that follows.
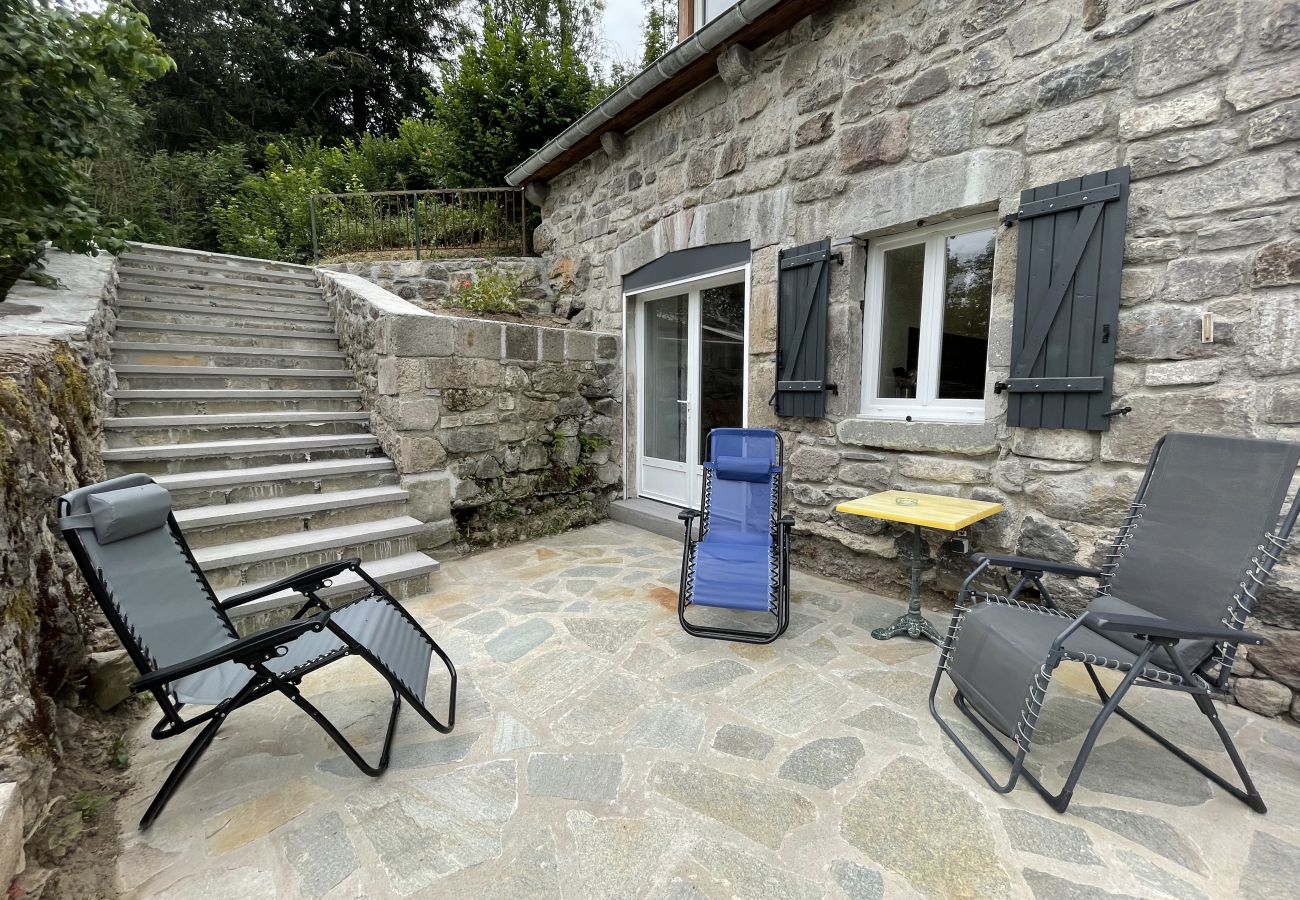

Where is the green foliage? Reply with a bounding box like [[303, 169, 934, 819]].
[[134, 0, 462, 150], [578, 432, 610, 453], [641, 0, 677, 66], [212, 148, 335, 263], [0, 1, 172, 300], [430, 3, 600, 186], [455, 268, 524, 316]]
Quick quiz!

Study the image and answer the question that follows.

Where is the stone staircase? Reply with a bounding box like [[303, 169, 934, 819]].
[[103, 243, 439, 616]]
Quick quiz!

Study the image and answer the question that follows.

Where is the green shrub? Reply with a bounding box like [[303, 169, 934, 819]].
[[455, 268, 523, 315], [212, 147, 340, 262]]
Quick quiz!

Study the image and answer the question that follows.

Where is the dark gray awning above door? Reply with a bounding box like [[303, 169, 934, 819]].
[[623, 242, 751, 293]]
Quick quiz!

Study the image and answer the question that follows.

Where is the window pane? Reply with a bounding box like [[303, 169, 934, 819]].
[[937, 228, 995, 400], [699, 283, 745, 461], [644, 294, 688, 461], [877, 242, 926, 399]]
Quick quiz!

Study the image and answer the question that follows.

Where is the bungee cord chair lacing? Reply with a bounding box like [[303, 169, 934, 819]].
[[677, 428, 793, 644], [58, 473, 457, 829], [930, 432, 1300, 814]]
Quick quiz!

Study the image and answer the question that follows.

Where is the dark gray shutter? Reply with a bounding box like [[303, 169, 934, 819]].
[[776, 238, 831, 418], [1004, 166, 1130, 432]]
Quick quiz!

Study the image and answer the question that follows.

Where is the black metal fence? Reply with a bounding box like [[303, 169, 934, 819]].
[[308, 188, 529, 263]]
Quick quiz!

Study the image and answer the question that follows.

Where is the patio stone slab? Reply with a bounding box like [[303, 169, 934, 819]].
[[527, 752, 623, 802], [832, 859, 885, 900], [664, 659, 753, 693], [689, 839, 823, 900], [730, 665, 849, 736], [1117, 849, 1208, 900], [494, 828, 561, 900], [1066, 736, 1213, 806], [711, 723, 774, 760], [567, 810, 680, 900], [1070, 804, 1206, 874], [566, 616, 638, 654], [152, 866, 279, 900], [841, 757, 1014, 898], [842, 704, 924, 745], [1000, 808, 1101, 866], [778, 736, 865, 789], [1239, 831, 1300, 900], [1023, 869, 1143, 899], [493, 713, 540, 753], [486, 618, 555, 662], [626, 702, 707, 751], [283, 811, 360, 899], [317, 731, 479, 776], [650, 761, 816, 849]]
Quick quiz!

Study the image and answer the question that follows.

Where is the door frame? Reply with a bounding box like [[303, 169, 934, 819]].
[[622, 263, 751, 506]]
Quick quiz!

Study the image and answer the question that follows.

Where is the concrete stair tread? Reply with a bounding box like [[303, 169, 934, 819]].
[[105, 411, 369, 428], [111, 389, 361, 400], [115, 320, 340, 342], [101, 433, 379, 461], [126, 243, 317, 274], [117, 300, 334, 324], [610, 497, 692, 541], [113, 365, 350, 377], [113, 341, 345, 359], [214, 552, 439, 614], [192, 516, 424, 568], [175, 486, 408, 528], [118, 286, 328, 310], [117, 268, 322, 295], [152, 458, 394, 490], [121, 257, 317, 283]]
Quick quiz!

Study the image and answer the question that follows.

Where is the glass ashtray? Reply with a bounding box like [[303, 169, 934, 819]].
[[895, 497, 919, 506]]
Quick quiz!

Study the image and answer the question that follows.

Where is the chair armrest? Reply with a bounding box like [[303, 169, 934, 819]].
[[972, 553, 1101, 580], [132, 612, 331, 693], [678, 508, 699, 522], [219, 558, 360, 610], [1082, 611, 1265, 646]]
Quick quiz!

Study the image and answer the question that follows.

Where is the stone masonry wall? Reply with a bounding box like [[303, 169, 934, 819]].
[[0, 251, 117, 821], [323, 257, 558, 317], [536, 0, 1300, 721], [322, 271, 623, 549]]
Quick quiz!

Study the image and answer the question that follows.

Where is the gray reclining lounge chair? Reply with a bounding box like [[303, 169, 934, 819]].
[[59, 473, 457, 829], [930, 433, 1299, 813]]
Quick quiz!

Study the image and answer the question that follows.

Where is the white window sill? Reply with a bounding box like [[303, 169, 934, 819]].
[[837, 416, 999, 456]]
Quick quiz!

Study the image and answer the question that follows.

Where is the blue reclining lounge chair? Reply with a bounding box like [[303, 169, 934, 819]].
[[59, 473, 457, 829], [931, 433, 1300, 813], [678, 428, 793, 643]]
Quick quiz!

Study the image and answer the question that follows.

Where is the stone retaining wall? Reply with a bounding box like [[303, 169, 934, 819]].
[[322, 271, 622, 548], [535, 0, 1300, 722], [323, 257, 558, 317], [0, 251, 117, 821]]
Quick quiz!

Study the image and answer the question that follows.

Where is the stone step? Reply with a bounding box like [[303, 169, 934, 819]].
[[111, 342, 348, 371], [195, 516, 425, 590], [103, 432, 379, 463], [176, 486, 411, 548], [116, 300, 335, 329], [216, 551, 439, 618], [154, 457, 397, 506], [113, 365, 357, 391], [117, 267, 322, 296], [111, 389, 363, 417], [118, 284, 328, 311], [120, 255, 318, 285], [115, 320, 340, 350], [103, 412, 371, 448], [610, 497, 693, 541], [125, 242, 316, 277]]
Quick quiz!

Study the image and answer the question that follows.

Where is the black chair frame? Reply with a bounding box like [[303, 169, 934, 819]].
[[60, 502, 456, 830]]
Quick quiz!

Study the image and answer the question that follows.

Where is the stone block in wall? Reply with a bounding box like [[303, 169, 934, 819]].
[[1037, 46, 1133, 108], [1015, 516, 1079, 563], [788, 446, 840, 483], [1235, 677, 1293, 718], [424, 357, 507, 389], [909, 98, 974, 162], [838, 113, 909, 173], [1225, 58, 1300, 112], [1247, 295, 1300, 376], [1142, 359, 1221, 387], [403, 472, 452, 523], [1118, 90, 1222, 141], [1265, 384, 1300, 424], [1129, 127, 1241, 180], [417, 519, 458, 551], [0, 783, 22, 893], [1253, 239, 1300, 288], [566, 331, 596, 360], [837, 419, 998, 456], [895, 455, 989, 485], [1151, 151, 1293, 219], [1118, 305, 1217, 362], [1023, 99, 1109, 155], [1008, 429, 1095, 463], [1134, 1, 1241, 98], [87, 649, 134, 711], [1024, 467, 1141, 527], [441, 425, 498, 454], [384, 316, 455, 357], [1157, 254, 1247, 303], [1247, 99, 1300, 150], [456, 319, 503, 359], [505, 325, 539, 361], [1099, 385, 1256, 464], [540, 329, 566, 362], [397, 434, 447, 472], [1250, 627, 1300, 692]]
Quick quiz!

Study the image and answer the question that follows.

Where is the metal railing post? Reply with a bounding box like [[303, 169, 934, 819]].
[[309, 195, 319, 265], [519, 189, 527, 255], [412, 192, 421, 261]]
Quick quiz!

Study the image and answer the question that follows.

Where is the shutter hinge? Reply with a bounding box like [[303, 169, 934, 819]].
[[1102, 406, 1133, 419], [993, 380, 1009, 394], [1001, 212, 1019, 228], [831, 251, 844, 265]]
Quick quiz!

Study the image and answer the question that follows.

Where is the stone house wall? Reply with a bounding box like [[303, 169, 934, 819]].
[[534, 0, 1300, 721], [322, 271, 623, 549], [0, 251, 117, 820]]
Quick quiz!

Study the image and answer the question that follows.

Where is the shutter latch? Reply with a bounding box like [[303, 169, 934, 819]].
[[1102, 406, 1133, 419]]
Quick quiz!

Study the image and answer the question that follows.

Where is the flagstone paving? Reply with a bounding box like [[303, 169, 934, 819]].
[[116, 521, 1300, 898]]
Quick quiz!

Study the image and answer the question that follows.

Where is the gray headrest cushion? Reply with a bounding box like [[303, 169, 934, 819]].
[[88, 483, 173, 544]]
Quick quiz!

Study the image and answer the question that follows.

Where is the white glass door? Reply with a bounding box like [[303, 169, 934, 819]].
[[636, 276, 747, 507]]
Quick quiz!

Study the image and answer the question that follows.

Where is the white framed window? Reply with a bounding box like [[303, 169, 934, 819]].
[[860, 215, 998, 423], [696, 0, 734, 28]]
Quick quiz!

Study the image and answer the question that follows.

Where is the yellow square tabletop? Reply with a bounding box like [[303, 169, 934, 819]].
[[834, 490, 1003, 531]]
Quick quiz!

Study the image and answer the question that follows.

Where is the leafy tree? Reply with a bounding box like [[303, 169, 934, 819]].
[[641, 0, 677, 66], [135, 0, 461, 150], [430, 4, 599, 187], [0, 1, 171, 300]]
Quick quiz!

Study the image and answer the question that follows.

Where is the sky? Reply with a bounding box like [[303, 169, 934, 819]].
[[601, 0, 648, 66]]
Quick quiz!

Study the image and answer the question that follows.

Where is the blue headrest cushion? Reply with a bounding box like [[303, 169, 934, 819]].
[[88, 483, 173, 544], [713, 456, 773, 483]]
